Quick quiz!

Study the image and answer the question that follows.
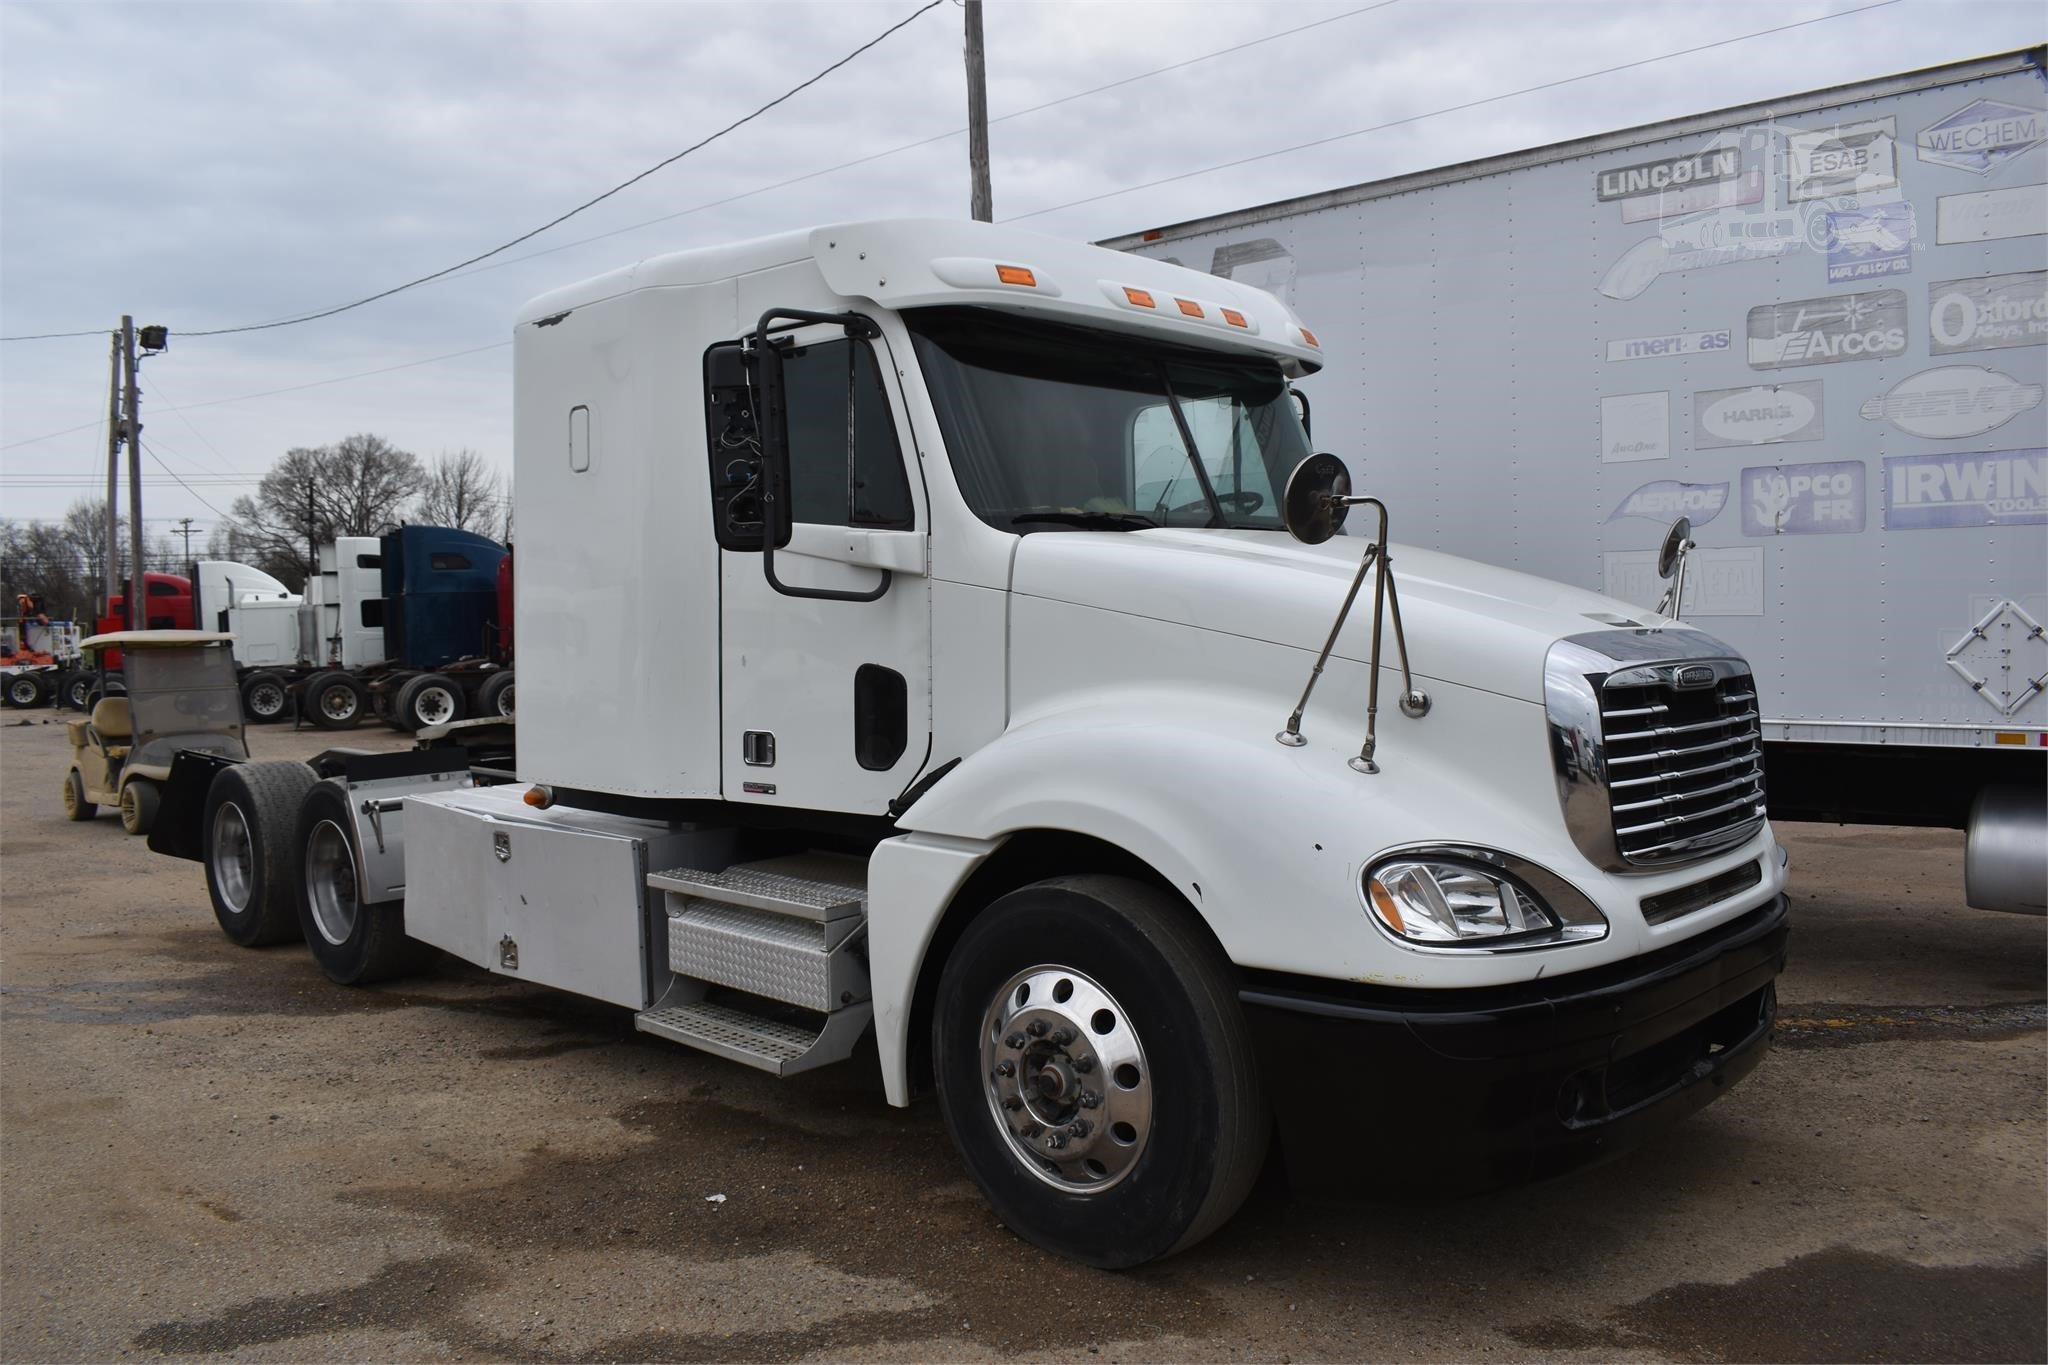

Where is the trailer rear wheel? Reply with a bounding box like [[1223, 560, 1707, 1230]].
[[932, 874, 1268, 1267], [204, 761, 315, 947], [303, 671, 366, 730], [240, 671, 289, 723], [119, 779, 160, 836], [58, 671, 92, 711], [476, 670, 515, 719], [294, 782, 430, 985], [394, 673, 465, 732]]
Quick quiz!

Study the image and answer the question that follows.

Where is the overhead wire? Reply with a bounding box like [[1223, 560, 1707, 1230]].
[[1003, 0, 1906, 224]]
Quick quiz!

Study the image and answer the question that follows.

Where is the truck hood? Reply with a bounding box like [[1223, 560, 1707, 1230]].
[[1011, 528, 1682, 703]]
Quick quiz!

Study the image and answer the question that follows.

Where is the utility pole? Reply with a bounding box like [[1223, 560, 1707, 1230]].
[[175, 517, 198, 567], [103, 331, 122, 618], [964, 0, 992, 222], [307, 480, 318, 586], [120, 316, 145, 630]]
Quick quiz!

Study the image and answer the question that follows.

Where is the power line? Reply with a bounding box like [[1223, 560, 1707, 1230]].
[[1005, 0, 1906, 224], [171, 0, 945, 340], [140, 438, 246, 528], [0, 340, 508, 453]]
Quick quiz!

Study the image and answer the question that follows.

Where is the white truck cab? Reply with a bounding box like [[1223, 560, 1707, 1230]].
[[175, 218, 1791, 1266]]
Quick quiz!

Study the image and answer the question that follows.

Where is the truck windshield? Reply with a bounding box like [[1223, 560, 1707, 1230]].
[[906, 307, 1310, 533]]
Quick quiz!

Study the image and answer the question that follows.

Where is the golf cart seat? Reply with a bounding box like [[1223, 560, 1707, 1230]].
[[87, 696, 132, 756]]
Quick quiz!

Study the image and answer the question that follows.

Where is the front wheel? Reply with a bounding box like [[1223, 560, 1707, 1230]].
[[294, 782, 430, 985], [392, 673, 465, 732], [4, 673, 44, 707], [933, 875, 1268, 1267], [240, 671, 289, 723], [302, 671, 366, 731]]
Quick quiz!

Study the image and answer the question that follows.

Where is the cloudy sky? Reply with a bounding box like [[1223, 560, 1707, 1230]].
[[2, 0, 2040, 538]]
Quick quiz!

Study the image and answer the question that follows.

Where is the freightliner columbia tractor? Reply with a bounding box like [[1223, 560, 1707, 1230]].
[[150, 219, 1790, 1266]]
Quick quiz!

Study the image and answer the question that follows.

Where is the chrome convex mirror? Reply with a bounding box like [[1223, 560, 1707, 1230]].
[[1275, 454, 1429, 774], [1654, 515, 1694, 618]]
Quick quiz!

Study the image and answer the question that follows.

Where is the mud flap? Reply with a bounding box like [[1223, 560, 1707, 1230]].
[[146, 750, 243, 861]]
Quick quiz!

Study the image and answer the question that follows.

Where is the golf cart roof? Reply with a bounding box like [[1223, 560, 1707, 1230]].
[[78, 630, 236, 652]]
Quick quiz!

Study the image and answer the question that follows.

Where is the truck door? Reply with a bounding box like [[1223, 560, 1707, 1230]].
[[709, 321, 931, 815]]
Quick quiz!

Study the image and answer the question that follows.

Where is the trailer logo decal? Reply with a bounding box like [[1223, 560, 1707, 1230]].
[[1935, 184, 2048, 244], [1602, 547, 1764, 617], [1606, 329, 1731, 362], [1596, 146, 1741, 202], [1747, 290, 1906, 369], [1606, 480, 1729, 525], [1859, 366, 2044, 440], [1929, 271, 2048, 354], [1883, 449, 2047, 529], [1695, 381, 1825, 449], [1739, 461, 1866, 536], [1598, 235, 1794, 300], [1786, 117, 1898, 203], [1620, 167, 1764, 224], [1825, 203, 1915, 283], [1916, 100, 2046, 175], [1600, 391, 1669, 463]]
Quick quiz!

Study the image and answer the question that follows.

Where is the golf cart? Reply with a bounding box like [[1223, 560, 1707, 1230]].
[[61, 631, 247, 835]]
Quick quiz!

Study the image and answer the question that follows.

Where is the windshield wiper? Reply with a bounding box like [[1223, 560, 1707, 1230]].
[[1011, 510, 1158, 531]]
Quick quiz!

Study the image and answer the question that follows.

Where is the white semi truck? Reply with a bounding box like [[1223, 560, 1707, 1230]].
[[155, 218, 1789, 1266], [1104, 46, 2048, 914]]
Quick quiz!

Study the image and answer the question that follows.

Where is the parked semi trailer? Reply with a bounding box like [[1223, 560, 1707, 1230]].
[[152, 217, 1790, 1265], [1104, 46, 2048, 914]]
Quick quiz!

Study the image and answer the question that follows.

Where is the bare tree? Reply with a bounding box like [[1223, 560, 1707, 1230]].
[[414, 449, 506, 536], [227, 434, 426, 588], [0, 499, 128, 620]]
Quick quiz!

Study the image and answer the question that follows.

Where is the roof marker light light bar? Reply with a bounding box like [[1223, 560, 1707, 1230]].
[[1123, 286, 1157, 308], [1175, 298, 1205, 318], [1221, 308, 1248, 328], [995, 265, 1038, 287]]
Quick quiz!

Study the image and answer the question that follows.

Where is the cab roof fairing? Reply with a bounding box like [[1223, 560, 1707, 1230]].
[[513, 218, 1324, 376]]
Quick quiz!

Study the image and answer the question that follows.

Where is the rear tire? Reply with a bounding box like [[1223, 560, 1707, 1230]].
[[476, 670, 515, 719], [302, 671, 366, 731], [393, 672, 465, 732], [203, 761, 316, 947], [119, 779, 160, 835], [59, 672, 92, 711], [240, 671, 289, 724], [932, 875, 1268, 1268], [293, 781, 431, 985], [61, 768, 95, 821]]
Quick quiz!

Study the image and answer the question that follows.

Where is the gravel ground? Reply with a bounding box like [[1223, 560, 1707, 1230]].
[[2, 715, 2042, 1362]]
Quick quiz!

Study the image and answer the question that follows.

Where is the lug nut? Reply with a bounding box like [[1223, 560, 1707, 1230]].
[[1002, 1096, 1023, 1111], [1071, 1055, 1096, 1074], [1004, 1033, 1026, 1050], [1068, 1119, 1092, 1138], [1023, 1122, 1042, 1139], [1026, 1020, 1049, 1038], [995, 1060, 1015, 1077], [1078, 1090, 1101, 1109], [1045, 1133, 1067, 1150], [1050, 1028, 1075, 1047]]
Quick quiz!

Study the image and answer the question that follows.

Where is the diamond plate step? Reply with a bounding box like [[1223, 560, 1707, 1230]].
[[667, 901, 866, 1012], [647, 853, 867, 923], [634, 999, 872, 1077]]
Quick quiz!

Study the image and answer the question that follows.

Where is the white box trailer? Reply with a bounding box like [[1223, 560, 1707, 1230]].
[[1104, 48, 2048, 913]]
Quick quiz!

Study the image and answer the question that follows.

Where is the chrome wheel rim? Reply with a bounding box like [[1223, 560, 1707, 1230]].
[[980, 965, 1152, 1194], [9, 677, 39, 704], [305, 819, 359, 946], [413, 685, 456, 727], [247, 681, 285, 717], [211, 801, 254, 913], [495, 684, 515, 718], [318, 685, 358, 721]]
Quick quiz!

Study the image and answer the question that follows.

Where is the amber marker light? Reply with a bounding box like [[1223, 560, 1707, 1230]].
[[1369, 882, 1405, 934], [523, 785, 554, 809], [1123, 287, 1156, 308], [995, 265, 1037, 287], [1221, 308, 1248, 328], [1298, 327, 1320, 348], [1175, 298, 1205, 318]]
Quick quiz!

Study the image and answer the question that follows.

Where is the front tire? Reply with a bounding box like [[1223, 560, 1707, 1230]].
[[240, 671, 289, 723], [476, 670, 515, 719], [203, 762, 316, 946], [293, 782, 430, 985], [392, 672, 465, 732], [302, 671, 366, 731], [119, 779, 160, 835], [4, 673, 44, 707], [932, 875, 1268, 1268]]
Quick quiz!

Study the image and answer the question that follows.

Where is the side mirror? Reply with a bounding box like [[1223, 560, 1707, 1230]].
[[1656, 515, 1693, 579], [745, 334, 796, 550], [1281, 453, 1352, 545]]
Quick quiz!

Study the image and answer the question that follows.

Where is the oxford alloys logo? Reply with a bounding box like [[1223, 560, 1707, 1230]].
[[1695, 381, 1826, 450], [1917, 99, 2047, 175], [1860, 366, 2045, 441], [1596, 146, 1741, 202], [1747, 290, 1907, 369], [1929, 271, 2048, 354]]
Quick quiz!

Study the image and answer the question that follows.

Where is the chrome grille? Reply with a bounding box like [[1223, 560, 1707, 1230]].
[[1599, 670, 1766, 865]]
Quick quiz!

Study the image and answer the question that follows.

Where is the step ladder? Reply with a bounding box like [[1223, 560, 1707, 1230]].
[[634, 853, 872, 1076]]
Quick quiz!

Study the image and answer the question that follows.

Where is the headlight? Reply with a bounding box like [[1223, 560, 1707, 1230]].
[[1363, 849, 1608, 949]]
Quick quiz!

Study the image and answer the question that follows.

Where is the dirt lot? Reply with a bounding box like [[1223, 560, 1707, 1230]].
[[2, 715, 2042, 1363]]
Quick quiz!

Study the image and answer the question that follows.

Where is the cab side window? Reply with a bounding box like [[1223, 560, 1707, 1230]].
[[782, 338, 913, 528]]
